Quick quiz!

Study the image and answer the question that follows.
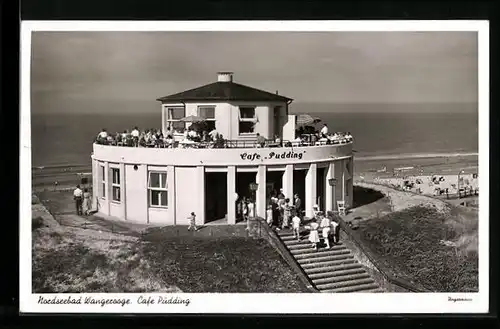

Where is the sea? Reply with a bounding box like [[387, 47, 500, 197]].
[[30, 105, 479, 168]]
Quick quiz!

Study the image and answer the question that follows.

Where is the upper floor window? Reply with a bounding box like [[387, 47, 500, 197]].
[[198, 106, 216, 131], [166, 107, 186, 131], [239, 106, 256, 135]]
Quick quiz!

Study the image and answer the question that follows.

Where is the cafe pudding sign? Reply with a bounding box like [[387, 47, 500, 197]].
[[240, 150, 307, 161]]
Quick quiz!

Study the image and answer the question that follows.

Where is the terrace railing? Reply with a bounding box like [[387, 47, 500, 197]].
[[95, 136, 353, 150]]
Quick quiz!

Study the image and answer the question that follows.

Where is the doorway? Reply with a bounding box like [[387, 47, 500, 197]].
[[266, 170, 284, 203], [205, 172, 227, 223], [316, 167, 326, 211], [235, 171, 257, 222], [293, 169, 306, 203]]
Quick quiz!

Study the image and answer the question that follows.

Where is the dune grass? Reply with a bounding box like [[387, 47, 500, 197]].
[[32, 214, 307, 293], [139, 236, 308, 293], [357, 205, 478, 292]]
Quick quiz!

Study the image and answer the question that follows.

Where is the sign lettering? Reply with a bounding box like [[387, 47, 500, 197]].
[[239, 150, 306, 162]]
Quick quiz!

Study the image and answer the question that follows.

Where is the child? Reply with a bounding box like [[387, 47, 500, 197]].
[[312, 204, 321, 218], [291, 212, 301, 241], [188, 212, 198, 231], [266, 205, 273, 227], [307, 219, 320, 251]]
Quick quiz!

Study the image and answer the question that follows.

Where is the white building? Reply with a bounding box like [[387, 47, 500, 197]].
[[91, 72, 353, 226]]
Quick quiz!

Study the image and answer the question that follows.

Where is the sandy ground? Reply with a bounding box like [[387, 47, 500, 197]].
[[353, 154, 479, 198], [354, 181, 450, 214]]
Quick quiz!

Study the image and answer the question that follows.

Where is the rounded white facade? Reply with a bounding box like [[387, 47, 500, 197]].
[[91, 142, 354, 226]]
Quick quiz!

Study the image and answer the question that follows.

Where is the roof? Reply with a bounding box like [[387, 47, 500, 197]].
[[156, 81, 293, 103]]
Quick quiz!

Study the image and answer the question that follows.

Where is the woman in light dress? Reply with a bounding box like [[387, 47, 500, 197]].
[[319, 212, 331, 249], [282, 198, 291, 229], [307, 219, 321, 251], [82, 188, 92, 216], [266, 205, 273, 226]]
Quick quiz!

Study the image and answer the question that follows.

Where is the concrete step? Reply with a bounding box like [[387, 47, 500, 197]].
[[301, 258, 358, 270], [308, 267, 366, 280], [321, 282, 380, 293], [293, 248, 351, 260], [277, 230, 300, 237], [312, 272, 371, 286], [316, 277, 375, 291], [297, 253, 354, 265], [288, 244, 346, 253], [280, 234, 306, 241], [284, 239, 344, 247]]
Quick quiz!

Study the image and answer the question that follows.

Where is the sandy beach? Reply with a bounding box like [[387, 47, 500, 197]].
[[353, 153, 479, 198]]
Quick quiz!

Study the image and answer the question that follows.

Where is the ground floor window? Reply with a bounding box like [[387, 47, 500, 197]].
[[99, 163, 106, 199], [111, 167, 121, 202], [148, 171, 168, 207]]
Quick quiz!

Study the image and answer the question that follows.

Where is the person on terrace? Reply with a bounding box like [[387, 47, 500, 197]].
[[121, 130, 129, 141], [209, 128, 218, 141], [256, 133, 266, 148], [98, 128, 108, 139]]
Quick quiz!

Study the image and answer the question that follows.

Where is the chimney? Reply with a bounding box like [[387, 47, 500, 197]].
[[217, 72, 233, 82]]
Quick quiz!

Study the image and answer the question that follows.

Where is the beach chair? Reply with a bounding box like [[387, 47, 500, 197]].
[[337, 200, 346, 216]]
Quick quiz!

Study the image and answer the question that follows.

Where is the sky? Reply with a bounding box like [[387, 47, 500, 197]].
[[30, 31, 478, 114]]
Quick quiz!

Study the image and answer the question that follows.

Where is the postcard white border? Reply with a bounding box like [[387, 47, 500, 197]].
[[20, 20, 489, 314]]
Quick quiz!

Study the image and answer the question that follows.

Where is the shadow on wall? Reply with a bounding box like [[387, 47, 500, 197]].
[[352, 186, 385, 209]]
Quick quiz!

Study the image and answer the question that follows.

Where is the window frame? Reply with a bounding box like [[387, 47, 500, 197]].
[[99, 163, 106, 199], [111, 167, 121, 203], [165, 106, 186, 131], [198, 106, 217, 131], [148, 171, 168, 208], [238, 106, 257, 135]]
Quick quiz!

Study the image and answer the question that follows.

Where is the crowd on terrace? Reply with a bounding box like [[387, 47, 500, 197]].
[[94, 123, 353, 149]]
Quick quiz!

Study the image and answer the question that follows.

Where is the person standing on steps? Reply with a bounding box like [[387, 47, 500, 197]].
[[294, 194, 302, 218], [331, 218, 340, 244], [307, 219, 320, 251], [73, 185, 83, 216], [319, 212, 331, 249], [282, 198, 291, 229], [292, 211, 301, 241]]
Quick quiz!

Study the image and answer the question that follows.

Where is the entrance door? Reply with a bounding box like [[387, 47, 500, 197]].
[[205, 172, 227, 223]]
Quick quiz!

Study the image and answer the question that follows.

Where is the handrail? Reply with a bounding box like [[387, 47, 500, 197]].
[[329, 212, 431, 292]]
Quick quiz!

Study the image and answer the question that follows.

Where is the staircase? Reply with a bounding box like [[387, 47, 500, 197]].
[[276, 230, 384, 293]]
